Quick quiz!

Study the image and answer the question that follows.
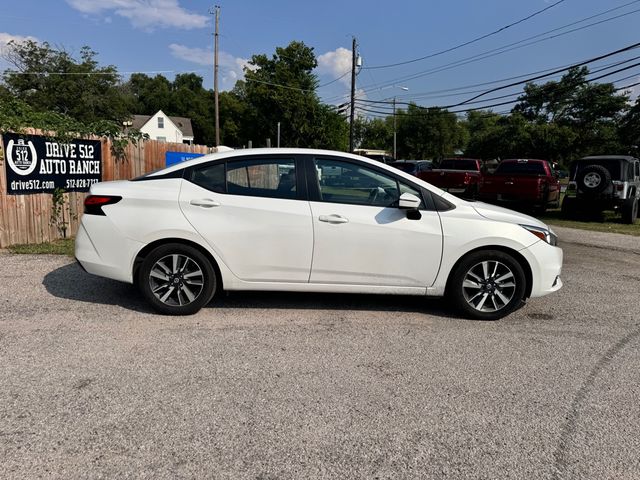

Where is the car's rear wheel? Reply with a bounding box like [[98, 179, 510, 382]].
[[139, 243, 216, 315], [448, 250, 527, 320]]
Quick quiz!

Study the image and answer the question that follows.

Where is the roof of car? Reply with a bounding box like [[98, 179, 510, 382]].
[[501, 158, 548, 162], [580, 155, 638, 161], [149, 148, 432, 177], [390, 160, 431, 164]]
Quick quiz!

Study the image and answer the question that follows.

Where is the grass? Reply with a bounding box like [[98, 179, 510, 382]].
[[537, 192, 640, 236], [539, 210, 640, 236], [7, 238, 75, 256]]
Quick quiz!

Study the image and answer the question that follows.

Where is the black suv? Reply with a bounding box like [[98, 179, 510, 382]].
[[562, 156, 640, 224]]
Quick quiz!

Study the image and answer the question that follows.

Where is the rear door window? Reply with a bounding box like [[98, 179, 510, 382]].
[[189, 157, 299, 200], [227, 158, 297, 199]]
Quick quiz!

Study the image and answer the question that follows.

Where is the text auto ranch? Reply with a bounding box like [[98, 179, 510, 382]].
[[38, 142, 100, 175]]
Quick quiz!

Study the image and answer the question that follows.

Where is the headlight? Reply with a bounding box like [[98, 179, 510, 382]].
[[520, 224, 558, 246]]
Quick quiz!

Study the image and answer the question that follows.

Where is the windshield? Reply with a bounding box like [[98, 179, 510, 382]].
[[495, 161, 546, 175], [439, 159, 479, 171]]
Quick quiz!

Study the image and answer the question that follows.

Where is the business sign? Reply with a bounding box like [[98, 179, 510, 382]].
[[166, 151, 204, 167], [3, 132, 102, 195]]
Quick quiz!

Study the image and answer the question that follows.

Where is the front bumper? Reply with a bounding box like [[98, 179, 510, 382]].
[[520, 239, 564, 298]]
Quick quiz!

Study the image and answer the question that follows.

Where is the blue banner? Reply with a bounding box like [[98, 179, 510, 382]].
[[165, 151, 204, 167]]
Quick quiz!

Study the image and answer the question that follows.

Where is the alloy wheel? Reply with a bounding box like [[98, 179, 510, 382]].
[[148, 254, 204, 307], [462, 260, 517, 313]]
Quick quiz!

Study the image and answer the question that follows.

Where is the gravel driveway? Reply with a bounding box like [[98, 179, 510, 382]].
[[0, 236, 638, 479]]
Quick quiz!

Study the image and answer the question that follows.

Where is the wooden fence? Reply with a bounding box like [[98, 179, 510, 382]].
[[0, 132, 212, 247]]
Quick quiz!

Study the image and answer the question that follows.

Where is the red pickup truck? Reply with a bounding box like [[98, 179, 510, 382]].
[[418, 158, 483, 199], [478, 159, 561, 213]]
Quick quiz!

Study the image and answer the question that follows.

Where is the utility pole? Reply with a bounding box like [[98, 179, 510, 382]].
[[211, 5, 221, 147], [277, 122, 281, 148], [393, 97, 397, 159], [349, 36, 357, 153]]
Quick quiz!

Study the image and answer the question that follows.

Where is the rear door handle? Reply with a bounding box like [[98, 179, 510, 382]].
[[190, 199, 221, 208], [319, 214, 349, 224]]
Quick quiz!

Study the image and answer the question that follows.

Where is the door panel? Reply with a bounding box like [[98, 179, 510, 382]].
[[309, 202, 442, 286], [179, 158, 313, 283], [308, 157, 442, 287]]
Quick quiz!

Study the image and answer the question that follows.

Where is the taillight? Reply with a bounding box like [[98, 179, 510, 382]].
[[84, 195, 122, 215]]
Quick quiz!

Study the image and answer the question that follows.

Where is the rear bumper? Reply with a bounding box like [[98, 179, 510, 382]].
[[75, 216, 143, 284]]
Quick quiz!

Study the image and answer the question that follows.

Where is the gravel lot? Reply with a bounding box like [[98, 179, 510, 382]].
[[0, 237, 639, 479]]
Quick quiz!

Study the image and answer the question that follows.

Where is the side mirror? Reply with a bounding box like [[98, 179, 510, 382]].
[[399, 193, 422, 220], [398, 192, 421, 209]]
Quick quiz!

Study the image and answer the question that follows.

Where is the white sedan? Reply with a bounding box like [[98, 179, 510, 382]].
[[75, 149, 563, 320]]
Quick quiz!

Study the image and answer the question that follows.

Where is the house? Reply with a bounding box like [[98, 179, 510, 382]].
[[129, 110, 194, 144]]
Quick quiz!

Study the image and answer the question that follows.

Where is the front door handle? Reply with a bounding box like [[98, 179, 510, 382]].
[[190, 199, 221, 208], [319, 214, 349, 224]]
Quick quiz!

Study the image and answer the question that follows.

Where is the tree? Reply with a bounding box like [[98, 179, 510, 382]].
[[617, 97, 640, 155], [2, 41, 131, 124], [126, 73, 173, 116], [236, 41, 348, 149], [125, 73, 219, 145], [354, 117, 393, 151], [395, 105, 465, 159], [512, 67, 628, 161]]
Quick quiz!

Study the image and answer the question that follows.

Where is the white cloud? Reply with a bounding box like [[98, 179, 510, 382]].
[[168, 43, 210, 66], [66, 0, 208, 30], [623, 78, 640, 103], [169, 43, 250, 89], [317, 47, 352, 85], [0, 32, 39, 55], [0, 33, 39, 68]]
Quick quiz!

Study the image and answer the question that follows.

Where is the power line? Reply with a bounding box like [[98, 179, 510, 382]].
[[317, 69, 352, 88], [453, 40, 640, 107], [363, 0, 567, 70], [356, 54, 640, 110], [352, 1, 640, 97], [0, 68, 208, 76], [390, 55, 640, 101], [1, 66, 345, 93], [355, 71, 640, 118]]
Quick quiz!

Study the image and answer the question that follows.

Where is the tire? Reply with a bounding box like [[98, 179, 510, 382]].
[[621, 197, 638, 224], [561, 196, 577, 218], [447, 250, 527, 321], [138, 243, 217, 315], [464, 184, 478, 200], [533, 185, 549, 215], [577, 165, 611, 196]]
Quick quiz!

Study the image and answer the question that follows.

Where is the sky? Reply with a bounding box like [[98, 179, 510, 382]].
[[1, 0, 640, 114]]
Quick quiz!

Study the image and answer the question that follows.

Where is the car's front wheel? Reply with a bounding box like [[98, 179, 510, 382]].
[[448, 250, 527, 320], [139, 243, 216, 315]]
